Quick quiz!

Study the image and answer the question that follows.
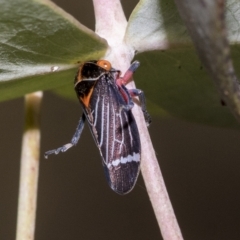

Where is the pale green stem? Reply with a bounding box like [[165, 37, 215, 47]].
[[16, 91, 43, 240], [93, 0, 183, 239]]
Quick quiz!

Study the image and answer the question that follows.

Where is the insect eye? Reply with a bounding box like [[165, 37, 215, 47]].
[[97, 60, 111, 71]]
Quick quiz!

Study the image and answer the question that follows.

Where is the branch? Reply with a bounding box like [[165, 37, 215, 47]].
[[16, 91, 42, 240], [93, 0, 183, 239]]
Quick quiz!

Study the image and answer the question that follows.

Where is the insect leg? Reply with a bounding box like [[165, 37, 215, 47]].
[[115, 61, 151, 124], [44, 114, 86, 158], [116, 61, 140, 86], [115, 61, 140, 111], [128, 89, 152, 126]]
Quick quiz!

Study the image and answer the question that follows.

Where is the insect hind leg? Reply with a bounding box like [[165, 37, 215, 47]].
[[44, 114, 86, 158], [128, 89, 152, 126], [117, 84, 135, 112]]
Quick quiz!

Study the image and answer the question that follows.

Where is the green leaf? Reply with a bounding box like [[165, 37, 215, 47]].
[[124, 0, 240, 128], [2, 0, 240, 129], [135, 49, 240, 129], [0, 0, 107, 101], [173, 0, 240, 126], [125, 0, 240, 50], [125, 0, 191, 52]]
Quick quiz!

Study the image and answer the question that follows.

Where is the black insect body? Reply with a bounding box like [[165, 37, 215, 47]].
[[45, 60, 151, 194]]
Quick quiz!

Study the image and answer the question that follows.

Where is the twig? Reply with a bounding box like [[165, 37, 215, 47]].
[[93, 0, 183, 239], [16, 91, 43, 240]]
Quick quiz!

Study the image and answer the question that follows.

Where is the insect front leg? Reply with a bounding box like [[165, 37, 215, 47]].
[[44, 114, 86, 158], [128, 89, 152, 126], [115, 61, 151, 125], [116, 61, 140, 86]]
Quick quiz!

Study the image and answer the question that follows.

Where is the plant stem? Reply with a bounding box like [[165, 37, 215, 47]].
[[130, 86, 183, 240], [139, 115, 183, 239], [16, 91, 43, 240], [93, 0, 183, 239]]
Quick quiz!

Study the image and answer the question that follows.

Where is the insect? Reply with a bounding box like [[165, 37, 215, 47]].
[[45, 60, 151, 194]]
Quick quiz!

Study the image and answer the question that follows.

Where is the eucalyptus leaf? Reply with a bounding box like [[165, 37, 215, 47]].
[[125, 0, 191, 52], [2, 0, 240, 129], [123, 0, 240, 128], [0, 0, 107, 101], [174, 0, 240, 124], [135, 49, 240, 128]]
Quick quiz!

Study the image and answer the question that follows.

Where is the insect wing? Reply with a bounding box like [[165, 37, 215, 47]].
[[80, 73, 141, 194]]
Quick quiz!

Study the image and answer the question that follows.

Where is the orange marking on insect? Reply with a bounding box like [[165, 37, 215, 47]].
[[97, 60, 112, 71], [75, 65, 84, 84], [80, 86, 95, 107]]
